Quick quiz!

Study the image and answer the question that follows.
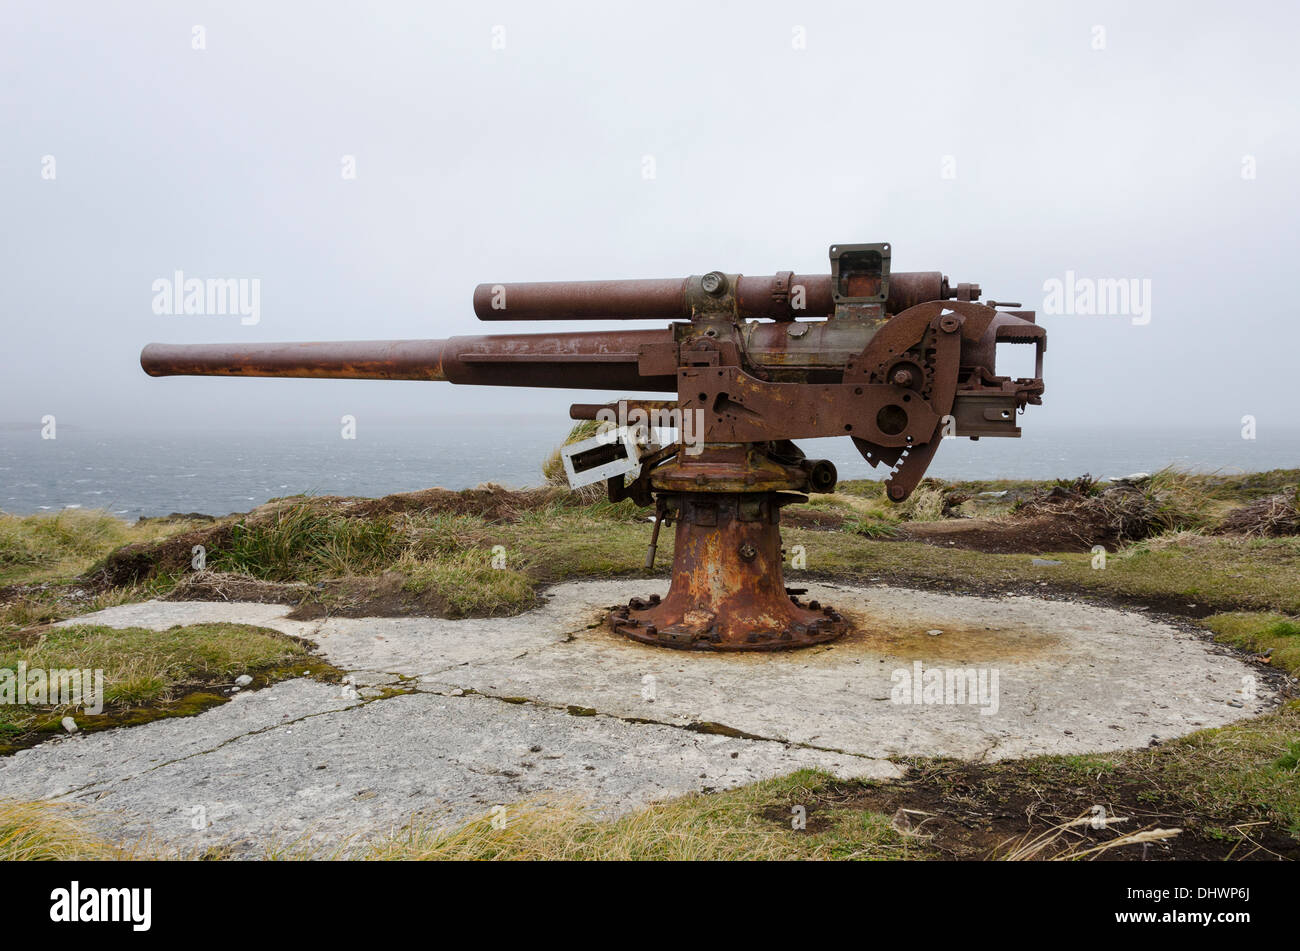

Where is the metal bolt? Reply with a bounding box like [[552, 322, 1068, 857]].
[[892, 368, 913, 387], [701, 271, 727, 296], [738, 543, 757, 561]]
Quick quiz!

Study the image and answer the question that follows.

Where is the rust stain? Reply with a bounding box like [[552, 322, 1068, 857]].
[[829, 610, 1063, 663]]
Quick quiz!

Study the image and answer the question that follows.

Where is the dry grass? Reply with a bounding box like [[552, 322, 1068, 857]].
[[996, 812, 1182, 861], [0, 799, 128, 860], [1218, 491, 1300, 537], [1010, 470, 1199, 543], [1141, 467, 1215, 531], [398, 512, 496, 557], [900, 485, 947, 522], [360, 772, 910, 861], [164, 569, 311, 603], [1116, 528, 1206, 556]]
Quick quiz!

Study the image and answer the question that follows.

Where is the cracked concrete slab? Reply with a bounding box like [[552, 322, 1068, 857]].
[[8, 691, 885, 854], [5, 580, 1279, 856], [4, 679, 364, 800], [415, 581, 1274, 761]]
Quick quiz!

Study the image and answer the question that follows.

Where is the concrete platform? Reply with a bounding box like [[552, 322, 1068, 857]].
[[0, 580, 1277, 856]]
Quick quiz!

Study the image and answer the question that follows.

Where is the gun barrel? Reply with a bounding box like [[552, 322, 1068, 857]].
[[141, 340, 451, 381], [473, 271, 954, 321], [140, 329, 677, 391]]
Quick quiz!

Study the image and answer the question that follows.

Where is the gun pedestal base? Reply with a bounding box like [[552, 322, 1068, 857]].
[[610, 490, 848, 652]]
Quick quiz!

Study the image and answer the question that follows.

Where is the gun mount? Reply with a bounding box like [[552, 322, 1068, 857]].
[[141, 242, 1045, 652]]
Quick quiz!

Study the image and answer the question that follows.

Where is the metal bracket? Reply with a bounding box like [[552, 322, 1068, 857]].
[[562, 426, 655, 489], [830, 242, 891, 319]]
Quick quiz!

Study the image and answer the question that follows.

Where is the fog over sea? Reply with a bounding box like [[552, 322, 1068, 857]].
[[2, 418, 1296, 521]]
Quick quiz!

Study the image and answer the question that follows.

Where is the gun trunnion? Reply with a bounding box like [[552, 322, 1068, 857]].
[[142, 242, 1045, 652]]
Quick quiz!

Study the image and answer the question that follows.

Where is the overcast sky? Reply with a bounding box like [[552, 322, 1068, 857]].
[[2, 1, 1296, 439]]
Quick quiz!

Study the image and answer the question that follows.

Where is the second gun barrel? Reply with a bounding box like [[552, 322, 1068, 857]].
[[472, 271, 952, 321]]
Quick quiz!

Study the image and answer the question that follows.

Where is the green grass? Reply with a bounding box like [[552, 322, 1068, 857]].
[[61, 486, 1298, 623], [213, 503, 403, 581], [1275, 741, 1300, 773], [398, 548, 537, 617], [0, 622, 314, 739], [0, 509, 201, 586], [1201, 611, 1300, 675], [1031, 702, 1300, 830], [841, 516, 901, 538], [207, 501, 658, 618], [10, 469, 1296, 626], [783, 528, 1300, 615]]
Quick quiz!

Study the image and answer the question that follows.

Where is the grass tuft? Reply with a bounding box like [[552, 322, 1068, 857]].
[[0, 800, 128, 860], [397, 549, 537, 617], [213, 503, 403, 581], [842, 516, 901, 538]]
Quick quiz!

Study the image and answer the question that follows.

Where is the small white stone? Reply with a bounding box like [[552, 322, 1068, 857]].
[[61, 717, 79, 734], [235, 674, 253, 687], [926, 629, 943, 637]]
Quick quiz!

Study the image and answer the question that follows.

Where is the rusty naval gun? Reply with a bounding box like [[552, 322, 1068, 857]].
[[142, 242, 1045, 652]]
